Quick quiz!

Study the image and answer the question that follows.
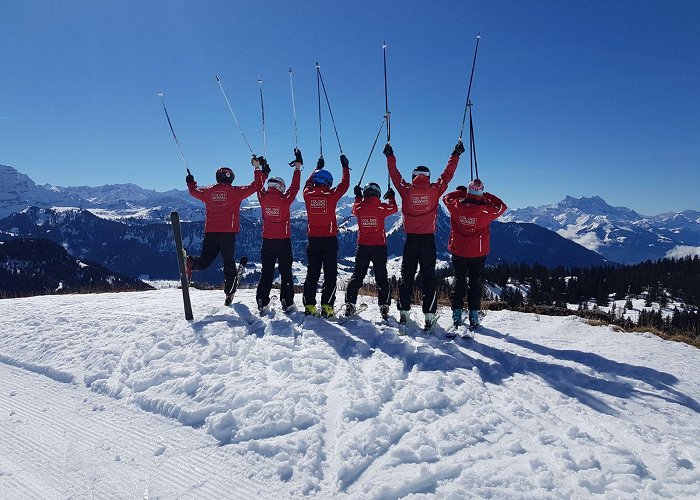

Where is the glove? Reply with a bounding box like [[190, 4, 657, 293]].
[[316, 156, 325, 170], [384, 187, 395, 200], [258, 157, 271, 175], [354, 185, 363, 197], [452, 141, 465, 157], [340, 154, 349, 168], [383, 143, 394, 157], [289, 148, 303, 167], [185, 174, 195, 184], [456, 185, 468, 192]]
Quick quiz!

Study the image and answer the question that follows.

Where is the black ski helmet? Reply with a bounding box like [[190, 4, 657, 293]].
[[216, 167, 234, 184], [363, 182, 381, 198]]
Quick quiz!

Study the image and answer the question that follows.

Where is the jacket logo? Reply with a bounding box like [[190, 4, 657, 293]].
[[411, 195, 430, 206], [459, 216, 477, 226], [265, 207, 280, 217], [361, 217, 378, 227], [212, 192, 226, 202], [309, 198, 327, 213]]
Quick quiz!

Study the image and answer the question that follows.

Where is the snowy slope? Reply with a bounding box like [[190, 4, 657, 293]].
[[1, 289, 699, 498]]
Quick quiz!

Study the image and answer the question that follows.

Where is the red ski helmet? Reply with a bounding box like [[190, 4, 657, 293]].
[[216, 167, 234, 184]]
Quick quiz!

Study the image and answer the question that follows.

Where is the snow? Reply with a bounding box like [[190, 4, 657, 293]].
[[1, 289, 699, 498]]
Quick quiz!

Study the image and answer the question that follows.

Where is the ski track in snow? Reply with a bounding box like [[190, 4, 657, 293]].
[[1, 288, 699, 498]]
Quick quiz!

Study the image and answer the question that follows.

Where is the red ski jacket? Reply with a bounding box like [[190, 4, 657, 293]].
[[442, 190, 507, 258], [303, 166, 350, 237], [187, 169, 265, 233], [352, 194, 398, 246], [387, 154, 459, 234], [257, 169, 301, 239]]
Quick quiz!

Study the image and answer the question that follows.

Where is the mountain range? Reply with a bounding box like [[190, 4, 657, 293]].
[[5, 163, 696, 286], [501, 196, 700, 264]]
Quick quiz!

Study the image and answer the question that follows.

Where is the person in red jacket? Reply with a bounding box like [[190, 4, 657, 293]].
[[302, 154, 350, 317], [185, 157, 268, 305], [384, 141, 464, 330], [344, 182, 398, 319], [256, 149, 303, 314], [442, 178, 507, 328]]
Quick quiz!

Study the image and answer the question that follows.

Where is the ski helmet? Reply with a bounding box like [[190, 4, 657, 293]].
[[267, 176, 286, 193], [312, 169, 333, 187], [412, 165, 430, 179], [216, 167, 234, 184], [362, 182, 381, 198], [467, 178, 484, 196]]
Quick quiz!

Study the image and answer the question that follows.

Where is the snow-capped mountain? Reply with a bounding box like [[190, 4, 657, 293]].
[[501, 195, 700, 264], [0, 164, 204, 222]]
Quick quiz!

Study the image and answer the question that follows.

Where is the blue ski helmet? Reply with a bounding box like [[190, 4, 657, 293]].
[[216, 167, 234, 184], [312, 169, 333, 187]]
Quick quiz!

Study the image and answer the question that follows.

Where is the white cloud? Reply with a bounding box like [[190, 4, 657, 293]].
[[664, 245, 700, 259], [557, 225, 601, 252]]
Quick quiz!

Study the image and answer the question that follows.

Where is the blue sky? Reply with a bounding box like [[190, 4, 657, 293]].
[[1, 0, 698, 214]]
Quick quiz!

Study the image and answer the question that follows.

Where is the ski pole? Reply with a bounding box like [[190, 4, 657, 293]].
[[382, 42, 391, 191], [157, 91, 191, 175], [382, 42, 390, 143], [470, 109, 479, 180], [316, 63, 343, 154], [357, 116, 386, 186], [257, 75, 267, 158], [458, 33, 481, 142], [216, 75, 256, 157], [289, 68, 299, 148], [316, 63, 323, 160]]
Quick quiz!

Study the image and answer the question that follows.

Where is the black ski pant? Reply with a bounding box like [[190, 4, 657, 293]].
[[191, 232, 237, 295], [256, 238, 294, 309], [303, 236, 338, 307], [398, 233, 437, 314], [450, 255, 487, 311], [345, 244, 390, 306]]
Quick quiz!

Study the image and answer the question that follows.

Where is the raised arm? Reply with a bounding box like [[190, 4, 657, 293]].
[[483, 192, 507, 219]]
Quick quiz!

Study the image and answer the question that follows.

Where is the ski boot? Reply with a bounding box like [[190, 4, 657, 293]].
[[424, 313, 437, 332], [452, 309, 463, 328], [257, 299, 270, 316], [224, 293, 234, 306], [304, 304, 318, 316], [399, 310, 409, 325], [468, 310, 480, 329], [321, 304, 334, 318], [380, 305, 390, 321], [344, 303, 356, 318], [281, 299, 296, 314]]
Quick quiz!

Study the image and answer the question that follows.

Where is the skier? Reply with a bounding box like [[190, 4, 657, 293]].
[[256, 149, 303, 314], [185, 157, 268, 305], [383, 140, 464, 330], [344, 182, 398, 320], [302, 154, 350, 317], [442, 179, 507, 328]]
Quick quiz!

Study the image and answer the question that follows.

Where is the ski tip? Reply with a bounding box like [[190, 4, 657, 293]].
[[215, 75, 220, 82]]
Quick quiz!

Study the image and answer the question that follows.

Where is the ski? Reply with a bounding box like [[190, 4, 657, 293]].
[[170, 211, 193, 321], [225, 256, 248, 306]]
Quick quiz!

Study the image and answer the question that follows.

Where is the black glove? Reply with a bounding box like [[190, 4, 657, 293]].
[[354, 185, 363, 197], [289, 148, 303, 167], [316, 156, 325, 170], [384, 187, 395, 200], [258, 156, 271, 175], [452, 141, 465, 157], [186, 174, 195, 184], [457, 185, 468, 192], [340, 154, 349, 168], [383, 143, 394, 157]]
